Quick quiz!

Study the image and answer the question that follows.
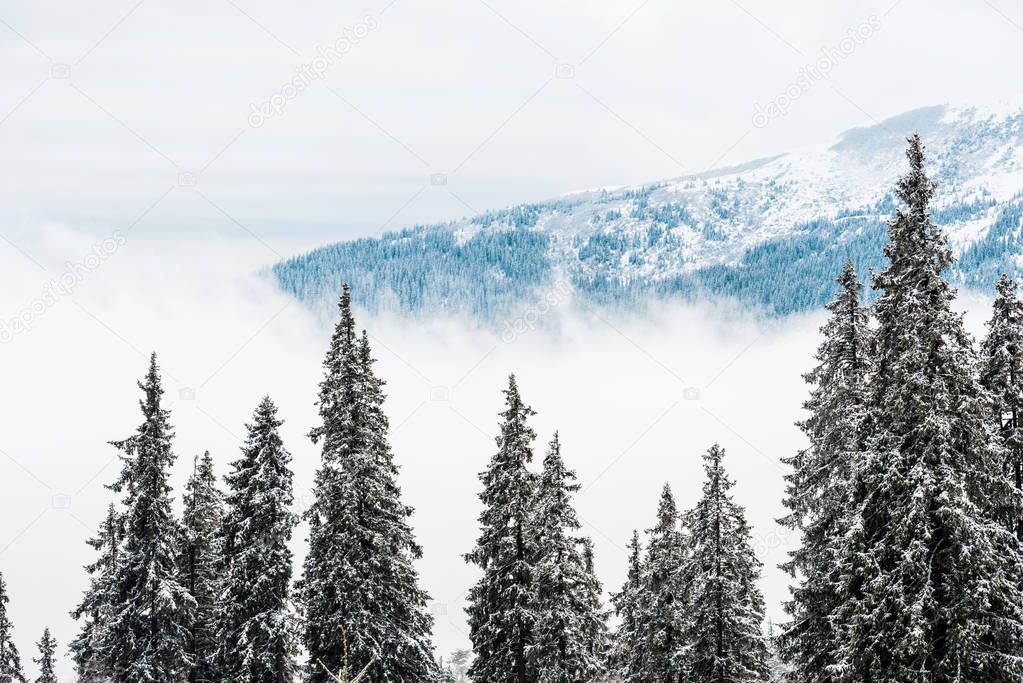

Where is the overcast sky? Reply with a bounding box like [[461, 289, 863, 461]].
[[3, 0, 1023, 250]]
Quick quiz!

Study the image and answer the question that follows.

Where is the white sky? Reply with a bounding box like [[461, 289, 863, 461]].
[[2, 0, 1023, 246]]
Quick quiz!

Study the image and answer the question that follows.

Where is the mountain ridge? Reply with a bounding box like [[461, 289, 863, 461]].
[[273, 101, 1023, 322]]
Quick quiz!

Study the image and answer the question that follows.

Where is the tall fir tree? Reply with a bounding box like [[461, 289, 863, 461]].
[[633, 484, 687, 682], [527, 433, 606, 682], [180, 451, 224, 683], [834, 135, 1023, 680], [578, 538, 609, 673], [609, 530, 644, 681], [105, 353, 194, 682], [465, 374, 538, 683], [778, 259, 870, 683], [219, 396, 298, 683], [0, 572, 25, 683], [298, 285, 436, 682], [32, 629, 57, 683], [682, 444, 770, 683], [70, 503, 120, 681], [980, 273, 1023, 536]]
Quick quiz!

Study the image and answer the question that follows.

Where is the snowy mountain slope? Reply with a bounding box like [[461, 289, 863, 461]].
[[273, 102, 1023, 321]]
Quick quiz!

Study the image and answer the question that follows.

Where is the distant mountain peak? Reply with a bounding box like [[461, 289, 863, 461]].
[[273, 101, 1023, 322]]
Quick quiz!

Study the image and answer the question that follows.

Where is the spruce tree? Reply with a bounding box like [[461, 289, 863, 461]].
[[32, 629, 57, 683], [578, 538, 609, 673], [105, 353, 194, 682], [465, 374, 538, 683], [299, 285, 436, 682], [682, 444, 770, 683], [220, 396, 298, 683], [633, 484, 687, 682], [181, 451, 224, 683], [609, 530, 643, 681], [834, 135, 1023, 680], [778, 259, 869, 683], [0, 572, 25, 683], [70, 503, 120, 681], [980, 273, 1023, 536], [527, 433, 606, 682]]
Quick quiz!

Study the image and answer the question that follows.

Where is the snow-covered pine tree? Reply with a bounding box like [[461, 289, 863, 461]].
[[980, 273, 1023, 536], [465, 374, 538, 683], [578, 538, 609, 672], [0, 572, 25, 683], [633, 484, 687, 682], [834, 135, 1023, 680], [298, 286, 436, 682], [70, 502, 120, 680], [777, 259, 869, 683], [181, 451, 224, 683], [105, 353, 194, 682], [355, 327, 437, 673], [32, 629, 57, 683], [682, 444, 770, 683], [219, 396, 298, 683], [527, 433, 606, 682], [609, 530, 643, 681]]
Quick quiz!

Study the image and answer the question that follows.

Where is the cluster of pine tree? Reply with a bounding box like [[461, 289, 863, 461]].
[[58, 357, 301, 683], [6, 134, 1023, 683], [460, 377, 770, 682], [778, 134, 1023, 681], [463, 379, 610, 683], [603, 447, 771, 682], [5, 283, 438, 683]]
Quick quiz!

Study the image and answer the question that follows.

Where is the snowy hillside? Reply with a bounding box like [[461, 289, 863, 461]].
[[273, 102, 1023, 320]]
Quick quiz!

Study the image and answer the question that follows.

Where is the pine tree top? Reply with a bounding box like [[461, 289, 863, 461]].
[[33, 628, 58, 683], [701, 442, 728, 479], [332, 283, 357, 352], [652, 482, 678, 529], [996, 272, 1018, 297], [626, 529, 641, 575], [139, 351, 168, 422], [185, 451, 218, 495], [835, 258, 861, 300], [898, 133, 934, 211], [538, 432, 580, 497], [880, 134, 951, 284], [253, 393, 284, 428], [109, 352, 176, 495], [493, 373, 537, 464], [982, 274, 1023, 378]]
